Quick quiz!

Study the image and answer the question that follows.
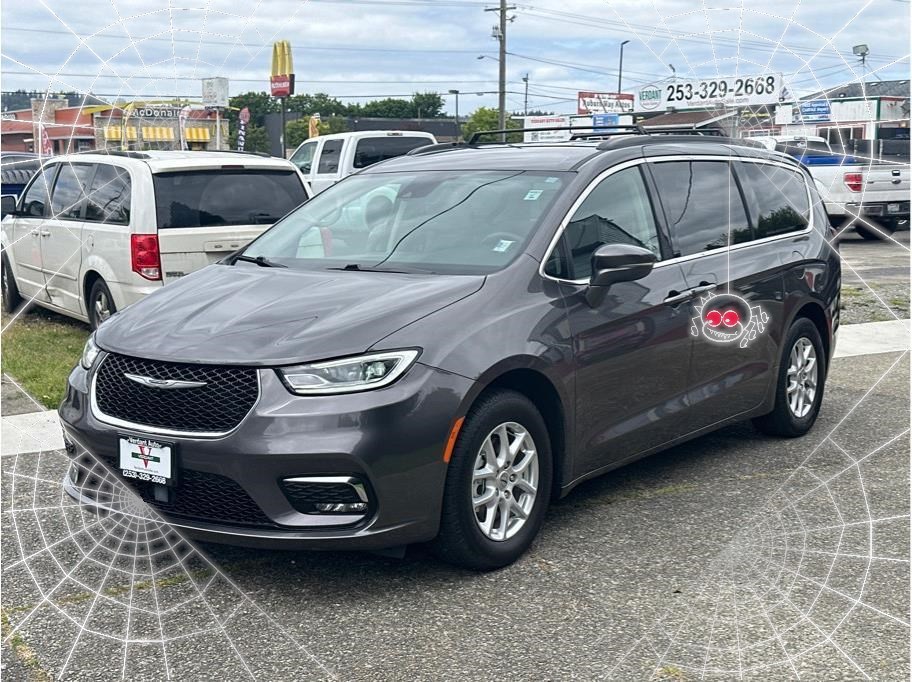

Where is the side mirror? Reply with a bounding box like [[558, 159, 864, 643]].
[[1, 194, 17, 219], [586, 243, 656, 306]]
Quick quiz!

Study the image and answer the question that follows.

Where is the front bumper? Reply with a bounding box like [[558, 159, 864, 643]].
[[59, 357, 473, 550]]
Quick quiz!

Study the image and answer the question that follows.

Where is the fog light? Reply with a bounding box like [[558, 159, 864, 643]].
[[314, 502, 368, 514], [69, 462, 81, 484]]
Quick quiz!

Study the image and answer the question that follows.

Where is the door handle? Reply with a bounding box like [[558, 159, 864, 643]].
[[690, 281, 717, 296], [39, 230, 51, 237], [664, 289, 692, 306], [30, 229, 40, 236]]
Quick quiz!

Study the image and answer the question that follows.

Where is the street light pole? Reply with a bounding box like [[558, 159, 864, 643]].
[[448, 89, 460, 140], [522, 73, 529, 115], [618, 40, 630, 94], [485, 0, 515, 141]]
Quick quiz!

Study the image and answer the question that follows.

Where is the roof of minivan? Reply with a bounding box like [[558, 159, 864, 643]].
[[42, 150, 298, 173], [361, 137, 796, 173]]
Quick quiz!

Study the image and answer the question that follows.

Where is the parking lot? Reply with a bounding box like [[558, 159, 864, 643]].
[[0, 230, 908, 681]]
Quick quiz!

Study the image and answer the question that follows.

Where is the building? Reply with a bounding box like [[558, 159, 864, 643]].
[[1, 98, 228, 154]]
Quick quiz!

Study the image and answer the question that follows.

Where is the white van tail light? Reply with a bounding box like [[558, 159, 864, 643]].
[[131, 234, 162, 280]]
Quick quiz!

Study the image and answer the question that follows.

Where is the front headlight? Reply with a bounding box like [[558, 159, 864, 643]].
[[278, 350, 420, 395], [80, 335, 100, 370]]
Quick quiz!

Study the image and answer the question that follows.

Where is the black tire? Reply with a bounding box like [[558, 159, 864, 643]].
[[753, 318, 826, 438], [430, 390, 553, 571], [1, 252, 21, 314], [87, 279, 116, 330], [855, 219, 897, 241]]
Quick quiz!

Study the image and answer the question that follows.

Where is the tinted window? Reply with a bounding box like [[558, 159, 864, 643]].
[[317, 140, 343, 174], [290, 141, 317, 172], [86, 164, 131, 225], [21, 165, 57, 218], [153, 170, 308, 229], [546, 167, 660, 280], [353, 137, 431, 169], [51, 163, 93, 220], [737, 162, 810, 239], [650, 161, 751, 256]]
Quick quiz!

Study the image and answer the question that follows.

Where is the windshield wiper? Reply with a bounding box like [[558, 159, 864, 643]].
[[327, 263, 434, 274], [234, 254, 287, 268]]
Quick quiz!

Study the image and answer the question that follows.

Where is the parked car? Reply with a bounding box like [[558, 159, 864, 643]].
[[61, 130, 839, 570], [1, 151, 312, 327], [289, 131, 436, 194], [1, 152, 41, 197], [755, 135, 910, 240]]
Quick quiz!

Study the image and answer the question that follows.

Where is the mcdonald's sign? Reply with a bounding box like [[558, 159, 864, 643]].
[[270, 40, 295, 97]]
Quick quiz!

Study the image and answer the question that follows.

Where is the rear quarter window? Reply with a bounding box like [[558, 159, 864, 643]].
[[153, 169, 308, 228], [737, 162, 810, 239]]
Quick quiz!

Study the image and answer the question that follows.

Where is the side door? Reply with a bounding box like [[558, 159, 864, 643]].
[[647, 158, 792, 431], [42, 161, 95, 314], [544, 163, 695, 477], [311, 138, 343, 194], [9, 164, 58, 302]]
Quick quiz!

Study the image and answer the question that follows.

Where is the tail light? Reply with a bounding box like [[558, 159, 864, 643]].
[[843, 172, 863, 193], [131, 234, 161, 280]]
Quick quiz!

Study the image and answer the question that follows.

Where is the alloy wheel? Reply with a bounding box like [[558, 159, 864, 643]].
[[471, 421, 539, 542], [787, 337, 817, 418], [94, 292, 112, 323]]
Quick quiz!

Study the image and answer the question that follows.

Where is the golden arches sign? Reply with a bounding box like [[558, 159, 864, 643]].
[[270, 40, 295, 97]]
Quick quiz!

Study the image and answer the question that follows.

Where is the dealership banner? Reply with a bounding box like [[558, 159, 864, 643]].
[[792, 99, 831, 123], [634, 74, 783, 112], [237, 106, 249, 151], [577, 92, 634, 115]]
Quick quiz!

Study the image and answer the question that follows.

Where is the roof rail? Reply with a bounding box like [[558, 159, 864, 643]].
[[405, 141, 467, 156], [640, 126, 725, 136], [467, 124, 646, 145], [94, 150, 152, 159], [188, 149, 274, 158]]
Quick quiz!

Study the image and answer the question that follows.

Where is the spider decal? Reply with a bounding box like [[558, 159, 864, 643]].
[[690, 293, 769, 348]]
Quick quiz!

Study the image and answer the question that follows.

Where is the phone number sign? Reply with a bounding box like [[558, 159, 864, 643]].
[[635, 74, 783, 112]]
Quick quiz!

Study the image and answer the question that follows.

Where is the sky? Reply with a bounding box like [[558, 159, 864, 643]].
[[1, 0, 909, 116]]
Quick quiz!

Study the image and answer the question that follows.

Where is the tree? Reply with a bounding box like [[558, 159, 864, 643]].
[[285, 116, 349, 148], [227, 92, 277, 128], [286, 92, 348, 118], [359, 97, 415, 118], [461, 106, 521, 142], [229, 123, 270, 154], [411, 92, 445, 118]]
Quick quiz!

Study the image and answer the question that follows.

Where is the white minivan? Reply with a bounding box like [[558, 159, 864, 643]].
[[1, 151, 311, 328], [289, 131, 436, 194]]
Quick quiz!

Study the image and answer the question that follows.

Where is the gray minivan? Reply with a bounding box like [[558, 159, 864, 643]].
[[61, 129, 839, 570]]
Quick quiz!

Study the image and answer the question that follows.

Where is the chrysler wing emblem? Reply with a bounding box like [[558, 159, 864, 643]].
[[124, 373, 207, 390]]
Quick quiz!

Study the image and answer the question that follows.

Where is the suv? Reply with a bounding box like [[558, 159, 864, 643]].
[[289, 131, 436, 194], [60, 130, 839, 570], [1, 151, 311, 328]]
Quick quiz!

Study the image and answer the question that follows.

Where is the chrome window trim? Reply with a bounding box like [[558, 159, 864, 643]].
[[89, 354, 262, 440], [539, 154, 816, 285]]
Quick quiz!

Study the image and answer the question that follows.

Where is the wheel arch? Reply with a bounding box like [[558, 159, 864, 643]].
[[791, 300, 831, 367]]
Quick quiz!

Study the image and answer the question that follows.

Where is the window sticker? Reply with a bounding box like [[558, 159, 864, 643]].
[[523, 189, 543, 201], [690, 293, 769, 348], [544, 176, 559, 183], [493, 239, 515, 252]]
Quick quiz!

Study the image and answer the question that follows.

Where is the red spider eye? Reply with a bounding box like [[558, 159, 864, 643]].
[[722, 310, 740, 327], [705, 310, 722, 327]]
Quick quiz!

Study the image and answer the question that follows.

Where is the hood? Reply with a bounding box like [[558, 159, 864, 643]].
[[95, 264, 484, 365]]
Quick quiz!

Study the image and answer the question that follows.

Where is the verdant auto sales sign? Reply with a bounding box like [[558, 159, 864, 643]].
[[634, 74, 783, 112]]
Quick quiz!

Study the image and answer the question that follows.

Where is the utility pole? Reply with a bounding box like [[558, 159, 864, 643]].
[[485, 0, 515, 140], [617, 40, 629, 94], [449, 89, 461, 140], [522, 73, 529, 115]]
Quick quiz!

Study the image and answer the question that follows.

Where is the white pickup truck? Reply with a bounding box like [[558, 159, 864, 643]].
[[766, 137, 910, 240]]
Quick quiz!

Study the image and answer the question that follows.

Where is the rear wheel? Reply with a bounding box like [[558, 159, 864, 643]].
[[753, 318, 826, 437], [88, 279, 116, 330], [431, 390, 552, 571], [1, 252, 21, 314]]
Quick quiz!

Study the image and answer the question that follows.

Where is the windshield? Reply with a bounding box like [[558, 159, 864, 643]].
[[153, 169, 308, 229], [241, 170, 569, 275]]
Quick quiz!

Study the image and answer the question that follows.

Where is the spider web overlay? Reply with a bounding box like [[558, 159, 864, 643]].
[[0, 0, 909, 680]]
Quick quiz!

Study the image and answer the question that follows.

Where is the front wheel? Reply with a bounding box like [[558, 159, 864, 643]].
[[1, 253, 22, 314], [430, 390, 552, 571], [88, 279, 116, 330], [753, 318, 826, 437]]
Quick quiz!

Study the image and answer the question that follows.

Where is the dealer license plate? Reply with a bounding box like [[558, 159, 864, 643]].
[[119, 435, 173, 485]]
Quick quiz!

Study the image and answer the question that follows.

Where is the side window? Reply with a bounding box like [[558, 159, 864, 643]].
[[649, 161, 752, 256], [85, 164, 131, 225], [737, 162, 810, 239], [317, 140, 343, 174], [50, 164, 94, 220], [291, 141, 318, 173], [21, 165, 57, 218], [545, 166, 661, 280]]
